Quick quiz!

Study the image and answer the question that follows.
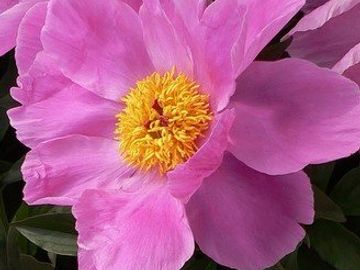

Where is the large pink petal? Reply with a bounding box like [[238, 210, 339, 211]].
[[167, 109, 235, 201], [139, 0, 193, 75], [22, 135, 132, 206], [0, 0, 42, 56], [230, 0, 305, 77], [15, 1, 47, 75], [187, 153, 314, 270], [41, 0, 154, 102], [228, 59, 360, 175], [73, 185, 194, 270], [288, 2, 360, 68], [194, 0, 245, 111], [8, 83, 120, 148]]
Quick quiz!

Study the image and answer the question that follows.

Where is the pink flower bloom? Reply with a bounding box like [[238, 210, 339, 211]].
[[7, 0, 360, 269], [288, 0, 360, 85]]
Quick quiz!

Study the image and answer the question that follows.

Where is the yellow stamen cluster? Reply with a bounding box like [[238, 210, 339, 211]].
[[115, 69, 212, 173]]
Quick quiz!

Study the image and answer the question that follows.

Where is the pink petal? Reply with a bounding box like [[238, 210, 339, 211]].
[[187, 153, 314, 270], [73, 185, 194, 270], [0, 0, 42, 56], [15, 1, 47, 75], [288, 2, 360, 68], [302, 0, 330, 14], [344, 62, 360, 85], [122, 0, 143, 11], [228, 59, 360, 175], [10, 52, 73, 106], [289, 0, 360, 34], [8, 83, 120, 148], [194, 0, 245, 111], [167, 109, 235, 201], [22, 135, 132, 206], [195, 0, 304, 111], [230, 0, 305, 77], [0, 0, 18, 13], [41, 0, 154, 102], [332, 43, 360, 74], [139, 0, 193, 75]]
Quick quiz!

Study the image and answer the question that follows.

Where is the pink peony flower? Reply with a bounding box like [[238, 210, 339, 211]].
[[7, 0, 360, 269], [288, 0, 360, 85]]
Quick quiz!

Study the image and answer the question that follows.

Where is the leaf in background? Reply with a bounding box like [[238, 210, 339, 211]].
[[330, 167, 360, 216], [0, 161, 11, 174], [266, 263, 286, 270], [297, 246, 336, 270], [313, 186, 346, 222], [281, 250, 298, 270], [19, 254, 54, 270], [308, 220, 360, 270], [0, 108, 9, 141], [205, 261, 217, 270], [0, 156, 24, 190], [306, 162, 335, 191], [12, 213, 77, 256]]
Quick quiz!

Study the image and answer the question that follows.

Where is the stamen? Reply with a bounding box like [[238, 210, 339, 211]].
[[115, 69, 212, 173]]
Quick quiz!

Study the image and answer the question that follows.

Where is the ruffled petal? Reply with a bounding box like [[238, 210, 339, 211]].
[[15, 1, 47, 75], [288, 2, 360, 69], [8, 83, 120, 148], [167, 109, 235, 201], [10, 51, 73, 106], [139, 0, 193, 75], [41, 0, 154, 101], [73, 184, 194, 270], [0, 0, 42, 56], [187, 153, 314, 270], [22, 135, 132, 206], [228, 59, 360, 175]]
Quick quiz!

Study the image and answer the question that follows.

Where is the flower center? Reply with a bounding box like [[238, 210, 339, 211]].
[[115, 69, 212, 173]]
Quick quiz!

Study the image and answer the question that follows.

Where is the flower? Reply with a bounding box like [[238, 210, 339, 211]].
[[288, 0, 360, 85], [7, 0, 360, 269]]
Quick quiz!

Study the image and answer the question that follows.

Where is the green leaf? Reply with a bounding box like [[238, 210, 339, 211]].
[[281, 250, 298, 270], [297, 246, 336, 270], [306, 162, 335, 191], [12, 213, 77, 256], [330, 167, 360, 216], [205, 261, 217, 270], [19, 254, 54, 270], [0, 106, 9, 141], [313, 186, 346, 222], [308, 220, 360, 270], [0, 157, 24, 190], [266, 263, 286, 270]]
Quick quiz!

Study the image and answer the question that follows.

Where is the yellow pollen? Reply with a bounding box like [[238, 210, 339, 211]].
[[115, 69, 212, 174]]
